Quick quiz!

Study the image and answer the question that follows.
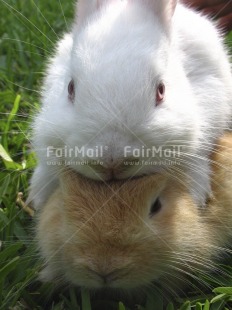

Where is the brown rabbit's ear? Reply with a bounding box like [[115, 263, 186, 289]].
[[76, 0, 118, 27]]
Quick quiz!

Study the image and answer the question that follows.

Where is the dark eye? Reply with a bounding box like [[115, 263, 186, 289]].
[[68, 79, 75, 102], [150, 198, 162, 216], [156, 82, 165, 106]]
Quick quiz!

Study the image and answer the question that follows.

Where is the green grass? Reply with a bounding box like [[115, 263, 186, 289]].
[[1, 0, 232, 309]]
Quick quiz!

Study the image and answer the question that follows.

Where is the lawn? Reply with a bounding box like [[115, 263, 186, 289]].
[[1, 0, 232, 309]]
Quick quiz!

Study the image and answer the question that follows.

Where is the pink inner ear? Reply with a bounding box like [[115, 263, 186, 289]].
[[169, 0, 177, 17], [128, 0, 177, 22]]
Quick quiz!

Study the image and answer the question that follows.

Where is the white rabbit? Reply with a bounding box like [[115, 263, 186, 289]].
[[29, 0, 232, 208]]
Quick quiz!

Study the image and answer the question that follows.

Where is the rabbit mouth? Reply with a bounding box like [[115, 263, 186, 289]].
[[65, 267, 156, 290]]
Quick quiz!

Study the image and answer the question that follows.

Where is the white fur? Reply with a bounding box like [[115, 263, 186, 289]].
[[29, 0, 232, 208]]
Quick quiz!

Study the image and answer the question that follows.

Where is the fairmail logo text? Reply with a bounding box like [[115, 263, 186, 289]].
[[123, 145, 184, 158], [46, 146, 105, 159]]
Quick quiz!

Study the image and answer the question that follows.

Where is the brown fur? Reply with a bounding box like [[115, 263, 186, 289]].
[[37, 133, 232, 290]]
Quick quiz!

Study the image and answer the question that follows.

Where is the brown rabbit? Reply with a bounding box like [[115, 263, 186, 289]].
[[36, 133, 232, 290]]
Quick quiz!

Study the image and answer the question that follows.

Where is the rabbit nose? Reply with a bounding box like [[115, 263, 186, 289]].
[[100, 271, 119, 285], [87, 157, 140, 176], [87, 268, 120, 285]]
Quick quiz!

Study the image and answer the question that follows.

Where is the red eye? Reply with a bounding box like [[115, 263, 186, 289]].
[[156, 82, 165, 106], [68, 79, 75, 102]]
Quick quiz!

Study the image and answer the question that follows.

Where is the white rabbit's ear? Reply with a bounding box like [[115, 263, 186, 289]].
[[145, 0, 177, 23], [75, 0, 96, 27], [131, 0, 177, 28], [76, 0, 116, 27]]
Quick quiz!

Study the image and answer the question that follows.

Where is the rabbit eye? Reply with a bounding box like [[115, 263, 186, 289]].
[[68, 79, 75, 102], [150, 198, 162, 216], [156, 82, 165, 106]]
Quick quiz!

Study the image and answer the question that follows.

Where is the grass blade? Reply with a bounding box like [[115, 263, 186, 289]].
[[81, 288, 91, 310]]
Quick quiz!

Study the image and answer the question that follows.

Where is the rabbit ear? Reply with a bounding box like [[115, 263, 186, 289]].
[[76, 0, 116, 27], [154, 0, 177, 22], [131, 0, 177, 28], [75, 0, 97, 27]]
